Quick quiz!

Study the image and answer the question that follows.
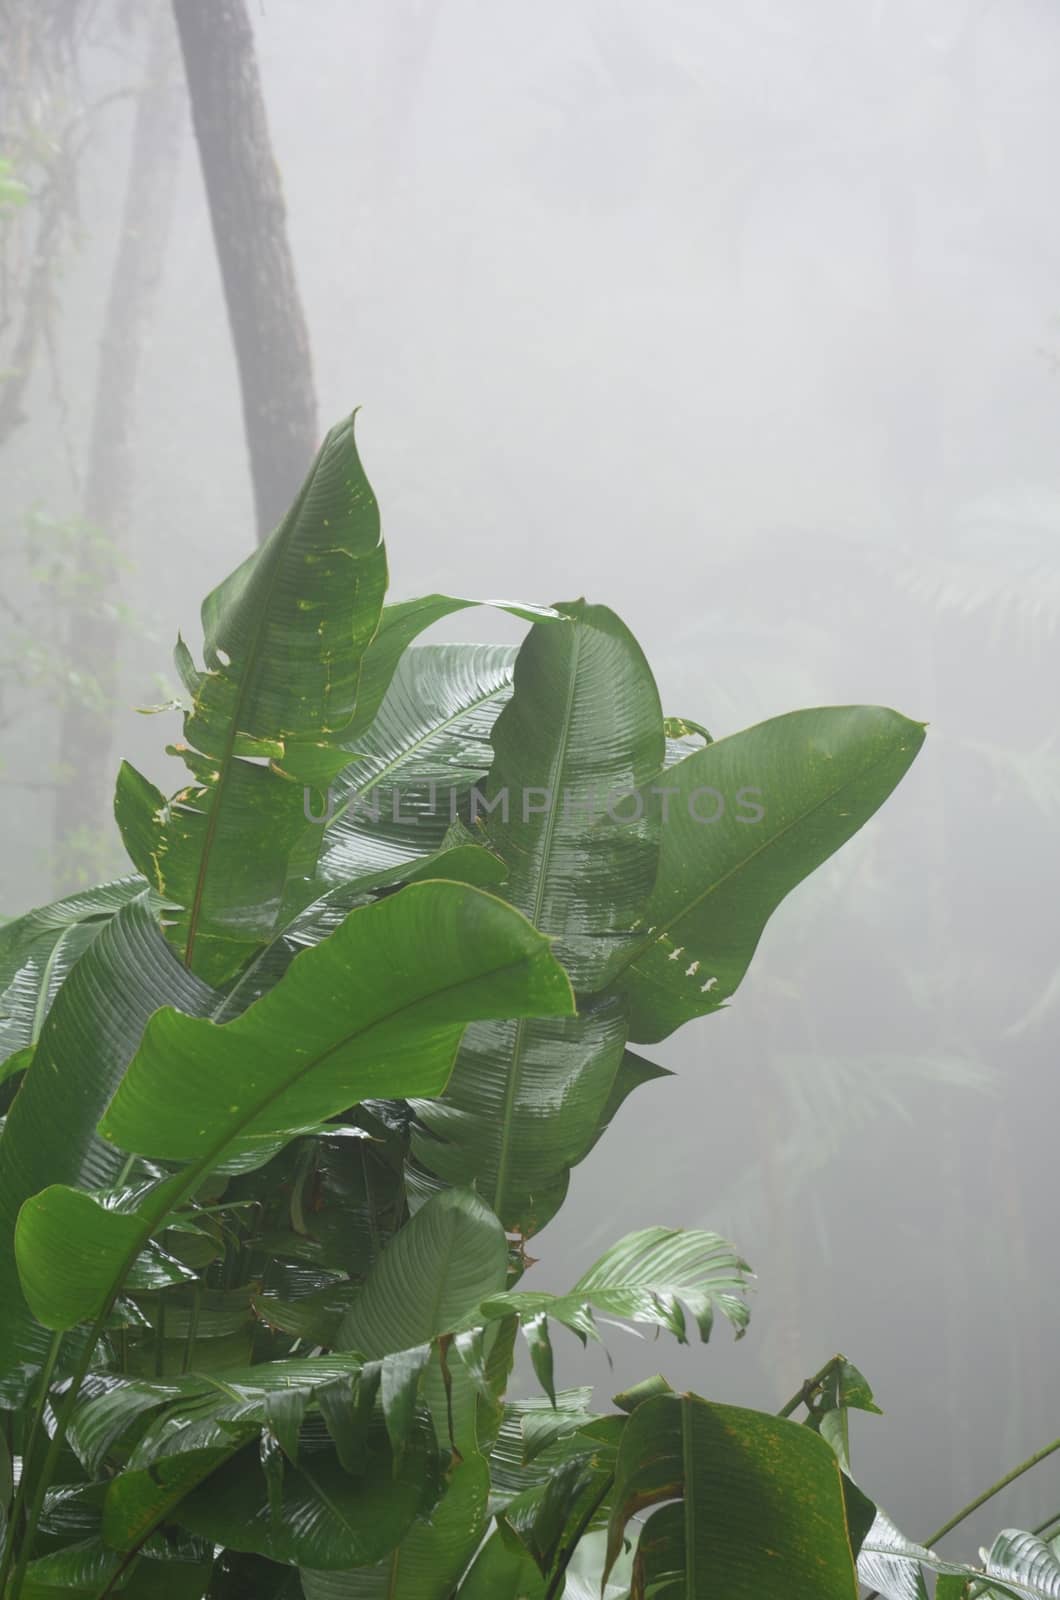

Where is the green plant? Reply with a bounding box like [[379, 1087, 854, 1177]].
[[0, 413, 1051, 1598]]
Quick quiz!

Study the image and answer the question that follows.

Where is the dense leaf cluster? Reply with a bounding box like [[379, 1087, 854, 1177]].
[[1, 417, 1047, 1596]]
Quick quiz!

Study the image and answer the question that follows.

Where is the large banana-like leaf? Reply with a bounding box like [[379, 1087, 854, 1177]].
[[338, 593, 561, 744], [336, 1187, 510, 1457], [337, 1189, 508, 1358], [0, 877, 148, 1066], [405, 607, 664, 1234], [115, 415, 389, 983], [608, 706, 926, 1042], [173, 1414, 438, 1569], [316, 644, 518, 882], [409, 993, 629, 1238], [17, 1535, 213, 1600], [299, 1454, 489, 1600], [604, 1393, 874, 1598], [478, 602, 664, 989], [213, 834, 508, 1021], [13, 882, 574, 1335], [0, 897, 213, 1385]]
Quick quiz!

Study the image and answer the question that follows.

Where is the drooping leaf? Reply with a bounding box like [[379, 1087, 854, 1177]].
[[342, 594, 563, 734], [610, 706, 926, 1042], [483, 1225, 752, 1348], [14, 882, 574, 1333]]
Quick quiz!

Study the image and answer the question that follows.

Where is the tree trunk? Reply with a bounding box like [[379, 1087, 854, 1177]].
[[172, 0, 318, 543], [52, 14, 184, 885]]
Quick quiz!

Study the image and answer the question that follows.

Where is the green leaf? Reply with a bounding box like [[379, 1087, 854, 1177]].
[[855, 1510, 983, 1600], [102, 1444, 247, 1551], [0, 897, 213, 1381], [478, 602, 664, 990], [409, 993, 629, 1236], [484, 1389, 598, 1515], [101, 883, 572, 1171], [14, 883, 573, 1332], [381, 1344, 432, 1465], [116, 414, 389, 981], [215, 835, 508, 1021], [337, 1189, 509, 1457], [483, 1225, 752, 1347], [338, 1189, 508, 1358], [299, 1453, 490, 1599], [317, 643, 517, 882], [339, 594, 563, 742], [612, 706, 926, 1042], [456, 1529, 546, 1599], [980, 1530, 1060, 1599], [173, 1419, 437, 1569], [0, 877, 147, 1065], [405, 606, 667, 1233], [521, 1315, 557, 1408], [858, 1515, 1060, 1600], [605, 1393, 873, 1598]]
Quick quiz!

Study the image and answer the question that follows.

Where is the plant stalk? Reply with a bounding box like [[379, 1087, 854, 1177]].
[[6, 1313, 109, 1600], [776, 1354, 844, 1419], [863, 1434, 1060, 1600], [0, 1331, 63, 1595]]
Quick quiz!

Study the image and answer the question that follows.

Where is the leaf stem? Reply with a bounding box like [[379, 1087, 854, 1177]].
[[0, 1331, 63, 1596], [6, 1312, 109, 1600], [922, 1435, 1060, 1549], [776, 1355, 844, 1419], [863, 1434, 1060, 1600], [543, 1470, 615, 1600]]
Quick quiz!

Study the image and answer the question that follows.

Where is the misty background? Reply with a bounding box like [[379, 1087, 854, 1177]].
[[3, 0, 1060, 1557]]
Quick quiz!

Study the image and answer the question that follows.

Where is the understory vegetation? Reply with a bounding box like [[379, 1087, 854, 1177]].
[[0, 416, 1056, 1597]]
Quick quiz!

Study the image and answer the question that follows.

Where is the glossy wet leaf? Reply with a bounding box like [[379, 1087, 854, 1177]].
[[0, 897, 213, 1381], [14, 883, 573, 1331], [605, 1393, 873, 1598], [299, 1453, 490, 1599], [116, 415, 388, 981], [483, 1225, 752, 1347], [612, 706, 927, 1042]]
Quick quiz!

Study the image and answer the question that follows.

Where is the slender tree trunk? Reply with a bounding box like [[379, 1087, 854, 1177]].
[[52, 15, 184, 884], [172, 0, 318, 543]]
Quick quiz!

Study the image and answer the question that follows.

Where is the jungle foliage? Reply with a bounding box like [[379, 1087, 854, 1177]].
[[0, 416, 1052, 1597]]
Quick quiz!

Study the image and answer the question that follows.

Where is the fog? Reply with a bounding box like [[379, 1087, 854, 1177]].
[[3, 0, 1060, 1555]]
